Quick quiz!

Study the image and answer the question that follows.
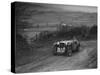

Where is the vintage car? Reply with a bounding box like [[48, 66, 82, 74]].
[[53, 40, 80, 56]]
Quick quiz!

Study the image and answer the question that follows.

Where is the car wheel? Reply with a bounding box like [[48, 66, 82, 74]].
[[76, 46, 80, 52], [67, 49, 72, 56]]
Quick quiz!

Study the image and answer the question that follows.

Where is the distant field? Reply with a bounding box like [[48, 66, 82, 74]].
[[18, 11, 97, 40], [19, 12, 97, 27]]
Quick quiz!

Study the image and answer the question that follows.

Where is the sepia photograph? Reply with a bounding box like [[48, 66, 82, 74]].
[[12, 2, 97, 73]]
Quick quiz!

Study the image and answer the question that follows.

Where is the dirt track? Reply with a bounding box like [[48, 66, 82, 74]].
[[15, 40, 97, 73]]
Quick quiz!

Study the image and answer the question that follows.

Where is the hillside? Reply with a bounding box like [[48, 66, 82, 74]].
[[15, 2, 97, 31]]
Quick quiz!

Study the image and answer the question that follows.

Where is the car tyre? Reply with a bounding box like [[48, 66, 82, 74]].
[[67, 49, 72, 56]]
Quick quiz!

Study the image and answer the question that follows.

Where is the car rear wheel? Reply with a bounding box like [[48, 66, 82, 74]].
[[76, 45, 80, 52], [67, 49, 72, 56]]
